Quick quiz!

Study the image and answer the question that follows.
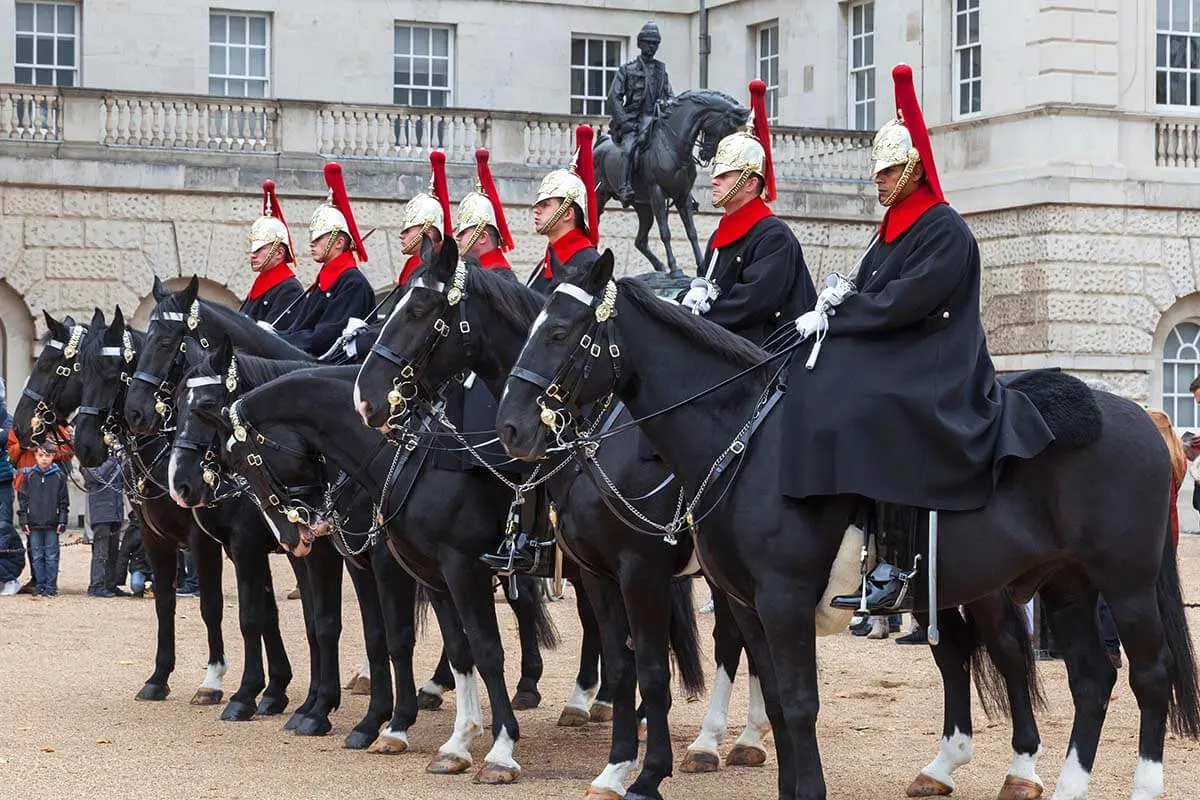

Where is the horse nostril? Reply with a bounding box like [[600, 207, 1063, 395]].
[[499, 424, 518, 446]]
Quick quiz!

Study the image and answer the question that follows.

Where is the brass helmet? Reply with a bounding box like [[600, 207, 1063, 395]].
[[401, 150, 452, 255], [534, 124, 599, 243], [455, 148, 514, 253], [309, 163, 368, 260], [247, 179, 293, 260], [710, 80, 776, 207], [871, 64, 945, 206]]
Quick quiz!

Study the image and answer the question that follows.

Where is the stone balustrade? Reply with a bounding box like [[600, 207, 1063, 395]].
[[1155, 118, 1200, 168], [0, 86, 61, 140]]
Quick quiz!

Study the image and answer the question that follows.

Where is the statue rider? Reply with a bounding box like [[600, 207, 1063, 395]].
[[608, 21, 674, 207]]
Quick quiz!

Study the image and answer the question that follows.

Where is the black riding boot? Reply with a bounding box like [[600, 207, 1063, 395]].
[[479, 533, 537, 574], [830, 560, 915, 613], [618, 151, 636, 207]]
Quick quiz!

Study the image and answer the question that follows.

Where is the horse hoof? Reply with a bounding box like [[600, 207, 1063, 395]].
[[589, 702, 613, 723], [998, 775, 1043, 800], [135, 683, 170, 702], [190, 687, 224, 706], [557, 706, 591, 727], [584, 787, 623, 800], [726, 744, 767, 767], [417, 690, 444, 711], [906, 772, 954, 797], [220, 700, 256, 722], [343, 728, 376, 750], [256, 694, 288, 716], [349, 676, 371, 696], [283, 710, 306, 731], [679, 750, 720, 773], [512, 690, 542, 711], [295, 715, 332, 737], [427, 753, 472, 774], [367, 733, 409, 754], [624, 792, 664, 800], [474, 762, 521, 784]]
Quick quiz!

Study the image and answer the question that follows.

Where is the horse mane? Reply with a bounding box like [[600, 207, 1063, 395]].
[[197, 299, 315, 361], [465, 264, 544, 331], [660, 89, 743, 119], [616, 277, 767, 370], [233, 353, 319, 388]]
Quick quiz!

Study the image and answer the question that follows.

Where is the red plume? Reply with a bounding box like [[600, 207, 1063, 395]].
[[575, 124, 600, 245], [324, 162, 367, 262], [892, 64, 944, 203], [747, 80, 776, 202], [261, 179, 295, 265], [476, 148, 514, 251], [429, 150, 453, 239]]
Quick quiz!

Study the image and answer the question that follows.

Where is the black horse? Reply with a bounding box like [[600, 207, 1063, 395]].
[[593, 89, 748, 276], [493, 253, 1200, 800]]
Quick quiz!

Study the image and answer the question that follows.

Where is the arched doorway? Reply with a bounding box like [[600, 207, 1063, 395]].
[[0, 279, 37, 411], [131, 277, 242, 331]]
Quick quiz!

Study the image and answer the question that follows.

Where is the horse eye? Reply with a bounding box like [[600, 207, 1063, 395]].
[[545, 326, 570, 343]]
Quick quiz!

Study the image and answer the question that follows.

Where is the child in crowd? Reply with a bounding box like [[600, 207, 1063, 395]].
[[17, 442, 69, 598], [0, 518, 23, 594]]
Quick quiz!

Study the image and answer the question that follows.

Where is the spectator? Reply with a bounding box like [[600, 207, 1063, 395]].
[[0, 379, 15, 524], [8, 421, 73, 594], [1146, 407, 1186, 548], [82, 452, 126, 597], [116, 506, 153, 597], [17, 442, 70, 598], [0, 518, 22, 594]]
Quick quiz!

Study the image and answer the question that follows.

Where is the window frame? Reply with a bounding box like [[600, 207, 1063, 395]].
[[847, 0, 876, 131], [1155, 0, 1200, 108], [1163, 320, 1200, 430], [952, 0, 982, 118], [207, 10, 271, 99], [754, 21, 780, 125], [393, 23, 455, 108], [570, 35, 625, 116], [13, 0, 79, 88]]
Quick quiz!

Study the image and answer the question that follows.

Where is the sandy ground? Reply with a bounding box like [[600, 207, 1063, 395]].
[[2, 537, 1200, 800]]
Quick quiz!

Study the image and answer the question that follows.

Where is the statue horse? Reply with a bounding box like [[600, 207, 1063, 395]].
[[494, 252, 1200, 800], [593, 89, 749, 277]]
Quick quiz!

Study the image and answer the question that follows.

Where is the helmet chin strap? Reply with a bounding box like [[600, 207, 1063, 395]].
[[536, 195, 577, 236], [880, 156, 919, 207], [400, 222, 434, 255], [713, 167, 755, 209]]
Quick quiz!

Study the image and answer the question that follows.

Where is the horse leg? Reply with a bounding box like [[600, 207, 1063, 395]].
[[560, 565, 604, 727], [294, 537, 343, 737], [581, 572, 641, 800], [1039, 576, 1115, 800], [648, 186, 680, 276], [284, 557, 320, 730], [189, 530, 228, 708], [343, 554, 392, 750], [675, 190, 706, 269], [425, 590, 484, 777], [217, 533, 272, 718], [683, 582, 742, 772], [728, 646, 773, 767], [441, 554, 522, 784], [633, 204, 668, 274], [369, 541, 422, 754], [257, 555, 292, 717], [419, 648, 453, 711], [503, 573, 556, 710], [135, 531, 180, 701]]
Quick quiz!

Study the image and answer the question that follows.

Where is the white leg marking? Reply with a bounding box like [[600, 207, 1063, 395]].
[[1051, 747, 1092, 800], [1007, 746, 1044, 787], [563, 679, 599, 714], [732, 674, 771, 751], [381, 726, 410, 747], [482, 728, 520, 771], [688, 668, 733, 755], [1129, 758, 1164, 800], [420, 679, 446, 698], [815, 526, 865, 635], [921, 729, 973, 791], [590, 760, 638, 797], [201, 659, 228, 691], [438, 669, 483, 762]]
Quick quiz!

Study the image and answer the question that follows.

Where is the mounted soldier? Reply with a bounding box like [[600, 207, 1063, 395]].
[[680, 79, 814, 347], [397, 150, 452, 288], [528, 125, 601, 293], [783, 64, 1055, 613], [609, 21, 674, 207], [455, 148, 517, 276], [270, 163, 375, 357], [241, 179, 304, 329]]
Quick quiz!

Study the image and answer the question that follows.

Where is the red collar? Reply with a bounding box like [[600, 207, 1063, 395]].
[[315, 251, 358, 292], [247, 262, 296, 300], [541, 228, 594, 279], [478, 248, 511, 271], [879, 184, 945, 243], [711, 197, 773, 250], [397, 254, 423, 287]]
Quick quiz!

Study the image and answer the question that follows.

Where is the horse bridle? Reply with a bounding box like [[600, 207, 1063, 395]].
[[135, 301, 207, 428], [23, 323, 87, 439], [172, 366, 250, 505]]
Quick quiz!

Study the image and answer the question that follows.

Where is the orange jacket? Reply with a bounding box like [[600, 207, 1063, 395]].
[[8, 426, 74, 492]]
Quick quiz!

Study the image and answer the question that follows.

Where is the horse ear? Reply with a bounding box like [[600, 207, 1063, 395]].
[[152, 275, 170, 301], [43, 310, 68, 341], [181, 274, 200, 307], [419, 234, 436, 270], [111, 305, 125, 331], [434, 236, 458, 284], [580, 250, 615, 296], [192, 406, 233, 436], [212, 335, 235, 374], [90, 307, 106, 330]]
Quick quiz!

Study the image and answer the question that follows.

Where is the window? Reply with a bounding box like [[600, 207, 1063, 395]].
[[953, 0, 981, 116], [14, 1, 77, 87], [755, 23, 780, 124], [848, 1, 875, 130], [1156, 0, 1200, 106], [1163, 322, 1200, 428], [571, 37, 623, 115], [394, 25, 452, 107], [208, 12, 269, 98]]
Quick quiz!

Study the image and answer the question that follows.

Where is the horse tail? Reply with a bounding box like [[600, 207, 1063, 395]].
[[964, 591, 1046, 721], [1156, 531, 1200, 738], [668, 575, 707, 699], [516, 573, 561, 650]]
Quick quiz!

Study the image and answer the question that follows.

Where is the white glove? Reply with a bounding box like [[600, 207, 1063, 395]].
[[795, 310, 828, 340], [680, 285, 708, 311], [817, 273, 857, 311], [341, 317, 367, 340], [817, 286, 842, 309], [256, 320, 276, 334], [343, 337, 358, 359]]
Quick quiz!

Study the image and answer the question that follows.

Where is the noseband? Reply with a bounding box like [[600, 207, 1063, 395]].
[[24, 324, 87, 438]]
